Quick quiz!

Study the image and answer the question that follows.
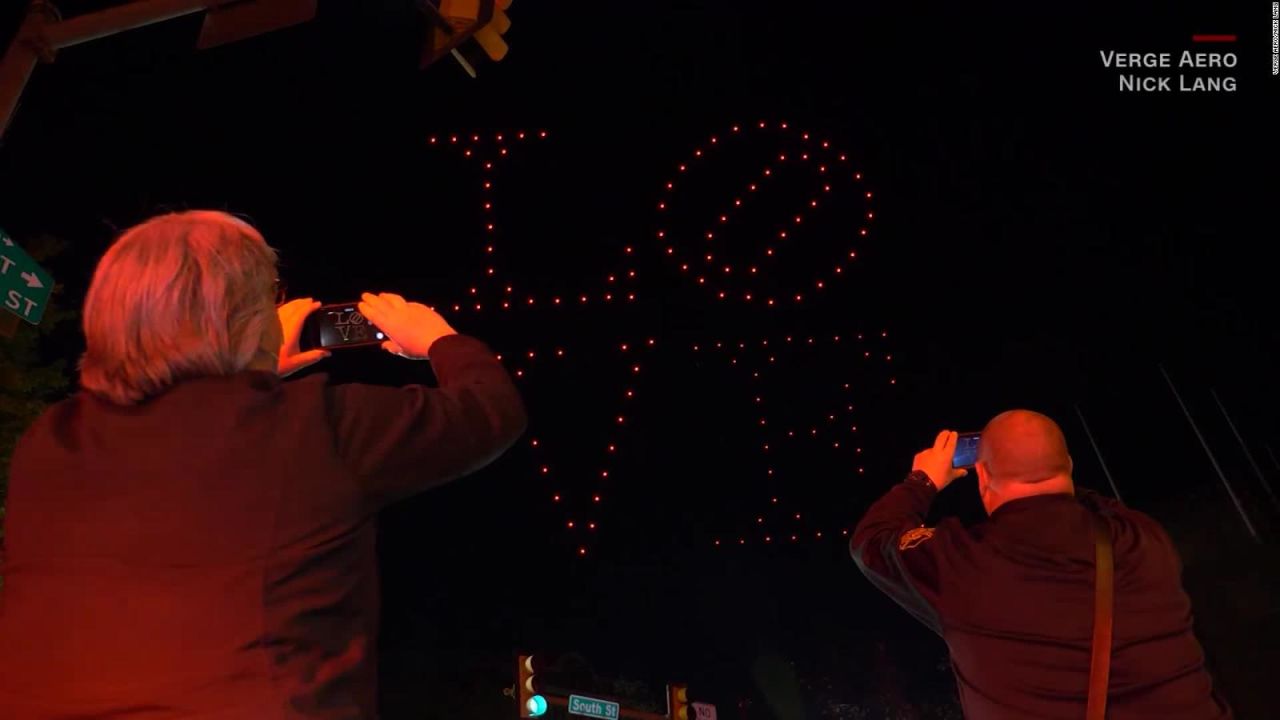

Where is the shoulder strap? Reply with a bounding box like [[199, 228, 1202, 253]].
[[1087, 511, 1115, 720]]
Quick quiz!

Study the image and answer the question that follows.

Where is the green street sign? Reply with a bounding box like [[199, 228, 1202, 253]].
[[568, 694, 620, 719], [0, 228, 53, 325]]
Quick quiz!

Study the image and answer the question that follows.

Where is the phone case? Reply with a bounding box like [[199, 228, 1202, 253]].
[[302, 303, 385, 351]]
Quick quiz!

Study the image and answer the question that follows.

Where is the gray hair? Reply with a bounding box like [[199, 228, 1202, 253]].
[[78, 210, 280, 405]]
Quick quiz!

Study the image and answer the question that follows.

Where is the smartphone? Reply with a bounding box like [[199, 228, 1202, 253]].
[[952, 432, 982, 469], [302, 302, 386, 351]]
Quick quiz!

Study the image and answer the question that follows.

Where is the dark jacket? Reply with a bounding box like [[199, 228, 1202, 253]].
[[0, 334, 526, 719], [852, 471, 1232, 720]]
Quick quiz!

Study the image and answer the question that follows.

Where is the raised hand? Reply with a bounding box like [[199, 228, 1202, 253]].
[[356, 292, 458, 360]]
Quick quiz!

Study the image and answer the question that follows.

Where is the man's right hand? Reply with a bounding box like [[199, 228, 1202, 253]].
[[356, 292, 457, 360], [911, 430, 969, 491]]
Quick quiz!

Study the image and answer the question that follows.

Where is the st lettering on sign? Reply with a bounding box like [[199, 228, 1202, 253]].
[[0, 228, 54, 325]]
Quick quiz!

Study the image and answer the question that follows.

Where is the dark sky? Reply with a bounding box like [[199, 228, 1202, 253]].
[[1, 1, 1276, 717]]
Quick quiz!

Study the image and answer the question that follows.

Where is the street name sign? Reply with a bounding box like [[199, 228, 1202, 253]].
[[0, 228, 53, 325], [567, 694, 620, 719]]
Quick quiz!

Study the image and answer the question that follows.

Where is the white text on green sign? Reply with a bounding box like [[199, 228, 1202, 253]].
[[567, 694, 620, 719], [0, 229, 54, 325]]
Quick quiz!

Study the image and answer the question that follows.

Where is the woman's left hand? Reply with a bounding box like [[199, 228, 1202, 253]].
[[277, 298, 330, 378]]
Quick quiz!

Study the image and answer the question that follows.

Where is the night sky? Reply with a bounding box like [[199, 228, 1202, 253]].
[[1, 1, 1276, 718]]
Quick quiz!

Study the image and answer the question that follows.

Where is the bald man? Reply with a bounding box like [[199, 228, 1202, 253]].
[[851, 411, 1231, 719]]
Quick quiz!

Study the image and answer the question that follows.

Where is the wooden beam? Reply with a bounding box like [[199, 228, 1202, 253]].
[[45, 0, 212, 50], [0, 1, 47, 139], [0, 0, 320, 139]]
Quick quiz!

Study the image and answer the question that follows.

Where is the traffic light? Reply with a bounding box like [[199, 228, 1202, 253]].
[[418, 0, 514, 71], [669, 684, 689, 720], [518, 655, 547, 717], [472, 0, 512, 61]]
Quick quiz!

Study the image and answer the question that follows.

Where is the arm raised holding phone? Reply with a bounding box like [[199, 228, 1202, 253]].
[[323, 291, 527, 508], [354, 292, 458, 360], [0, 211, 529, 719]]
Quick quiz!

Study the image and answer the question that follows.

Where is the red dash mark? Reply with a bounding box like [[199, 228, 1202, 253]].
[[1191, 34, 1236, 42]]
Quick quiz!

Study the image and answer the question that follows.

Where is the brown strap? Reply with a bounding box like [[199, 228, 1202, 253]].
[[1087, 511, 1114, 720]]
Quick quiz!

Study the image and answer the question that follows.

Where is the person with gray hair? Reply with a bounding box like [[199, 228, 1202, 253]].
[[0, 210, 527, 719], [851, 411, 1231, 719]]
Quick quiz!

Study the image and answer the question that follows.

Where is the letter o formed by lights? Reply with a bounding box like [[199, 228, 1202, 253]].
[[655, 122, 873, 307]]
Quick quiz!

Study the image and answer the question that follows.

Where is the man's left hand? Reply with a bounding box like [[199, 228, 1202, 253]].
[[277, 298, 330, 378], [912, 430, 969, 491]]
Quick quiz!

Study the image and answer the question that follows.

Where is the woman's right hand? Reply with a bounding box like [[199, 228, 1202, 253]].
[[356, 292, 457, 360]]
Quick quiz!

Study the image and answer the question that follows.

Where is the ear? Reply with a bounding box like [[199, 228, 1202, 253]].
[[974, 460, 989, 489], [264, 313, 284, 349]]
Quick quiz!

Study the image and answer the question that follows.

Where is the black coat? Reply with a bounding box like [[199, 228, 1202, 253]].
[[0, 334, 527, 719], [852, 471, 1232, 719]]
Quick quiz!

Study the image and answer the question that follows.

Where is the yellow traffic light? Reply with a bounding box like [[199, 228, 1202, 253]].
[[669, 684, 689, 720], [518, 655, 546, 717], [473, 0, 512, 61]]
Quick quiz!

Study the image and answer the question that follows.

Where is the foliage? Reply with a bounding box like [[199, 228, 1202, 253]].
[[789, 647, 964, 720], [0, 233, 80, 589]]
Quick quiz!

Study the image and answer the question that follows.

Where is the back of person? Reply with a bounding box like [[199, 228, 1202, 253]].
[[0, 212, 527, 719], [0, 335, 525, 718], [852, 415, 1231, 720], [937, 491, 1227, 719], [1, 372, 363, 718]]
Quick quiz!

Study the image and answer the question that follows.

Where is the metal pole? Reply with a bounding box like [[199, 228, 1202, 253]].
[[1267, 445, 1280, 474], [450, 47, 477, 78], [1074, 404, 1125, 506], [1211, 389, 1280, 513], [1159, 365, 1259, 542], [541, 693, 668, 720]]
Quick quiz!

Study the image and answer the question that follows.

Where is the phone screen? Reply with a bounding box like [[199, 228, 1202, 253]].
[[308, 304, 385, 350], [952, 432, 981, 469]]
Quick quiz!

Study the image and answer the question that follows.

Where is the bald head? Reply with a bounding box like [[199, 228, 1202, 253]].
[[978, 410, 1072, 487]]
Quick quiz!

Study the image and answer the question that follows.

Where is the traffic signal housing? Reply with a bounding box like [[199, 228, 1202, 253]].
[[472, 0, 512, 61], [419, 0, 514, 71], [518, 655, 547, 717], [669, 684, 689, 720]]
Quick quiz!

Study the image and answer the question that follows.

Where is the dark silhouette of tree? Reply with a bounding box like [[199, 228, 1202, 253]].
[[0, 232, 80, 589]]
